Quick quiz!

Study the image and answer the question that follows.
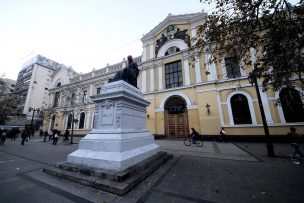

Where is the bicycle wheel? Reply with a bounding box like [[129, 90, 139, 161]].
[[184, 137, 191, 146], [195, 140, 203, 147]]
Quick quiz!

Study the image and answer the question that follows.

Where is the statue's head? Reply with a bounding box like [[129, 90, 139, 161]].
[[127, 55, 133, 64]]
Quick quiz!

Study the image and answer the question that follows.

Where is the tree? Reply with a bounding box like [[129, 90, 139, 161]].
[[0, 79, 18, 124], [195, 0, 304, 91], [0, 95, 16, 125]]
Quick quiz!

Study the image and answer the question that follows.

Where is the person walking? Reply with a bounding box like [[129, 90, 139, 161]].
[[21, 130, 27, 146], [52, 130, 59, 145], [219, 127, 227, 142], [63, 129, 69, 143], [43, 130, 48, 142], [48, 130, 53, 142], [288, 127, 304, 164], [39, 129, 43, 138], [0, 130, 7, 144]]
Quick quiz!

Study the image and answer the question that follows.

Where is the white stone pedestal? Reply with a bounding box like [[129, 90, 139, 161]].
[[67, 81, 160, 171]]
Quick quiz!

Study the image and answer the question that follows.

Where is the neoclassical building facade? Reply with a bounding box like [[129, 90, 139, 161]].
[[44, 11, 304, 138]]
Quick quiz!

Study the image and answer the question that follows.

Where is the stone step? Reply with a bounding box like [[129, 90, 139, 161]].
[[43, 151, 172, 195], [56, 151, 170, 182]]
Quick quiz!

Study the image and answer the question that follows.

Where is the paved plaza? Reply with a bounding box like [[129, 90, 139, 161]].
[[0, 137, 303, 203]]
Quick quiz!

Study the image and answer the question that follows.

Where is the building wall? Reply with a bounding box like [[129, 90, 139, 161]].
[[138, 12, 304, 138], [42, 12, 304, 138]]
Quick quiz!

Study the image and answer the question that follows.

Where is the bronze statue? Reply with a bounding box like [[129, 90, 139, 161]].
[[108, 55, 140, 88]]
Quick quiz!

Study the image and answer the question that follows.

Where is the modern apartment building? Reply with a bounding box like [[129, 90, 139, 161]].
[[14, 55, 76, 124]]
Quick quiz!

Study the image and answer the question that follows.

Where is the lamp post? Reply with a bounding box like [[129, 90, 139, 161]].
[[67, 93, 77, 144], [70, 112, 79, 144], [248, 67, 275, 157], [29, 107, 40, 137]]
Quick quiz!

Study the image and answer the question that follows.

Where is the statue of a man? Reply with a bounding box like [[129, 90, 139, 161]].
[[124, 55, 139, 88], [108, 55, 139, 88]]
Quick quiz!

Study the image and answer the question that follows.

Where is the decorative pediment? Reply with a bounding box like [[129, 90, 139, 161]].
[[141, 12, 206, 42], [155, 25, 191, 56]]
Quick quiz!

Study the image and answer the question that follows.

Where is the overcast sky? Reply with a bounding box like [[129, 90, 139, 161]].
[[0, 0, 215, 80]]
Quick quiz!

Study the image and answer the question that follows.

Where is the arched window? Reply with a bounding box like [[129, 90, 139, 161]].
[[79, 112, 85, 129], [67, 114, 72, 129], [164, 46, 180, 56], [231, 94, 252, 124], [280, 88, 304, 123]]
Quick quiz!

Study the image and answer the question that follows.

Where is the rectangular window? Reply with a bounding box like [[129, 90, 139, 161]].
[[71, 93, 75, 106], [165, 60, 183, 89], [96, 87, 101, 95], [83, 91, 87, 102], [53, 92, 60, 107], [225, 56, 241, 79]]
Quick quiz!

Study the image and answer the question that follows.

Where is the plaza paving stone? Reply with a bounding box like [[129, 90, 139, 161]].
[[0, 137, 303, 203]]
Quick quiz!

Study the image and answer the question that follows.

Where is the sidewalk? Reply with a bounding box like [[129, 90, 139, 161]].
[[0, 137, 303, 203]]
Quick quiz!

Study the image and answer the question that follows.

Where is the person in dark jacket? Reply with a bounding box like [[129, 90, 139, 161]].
[[43, 130, 48, 142], [0, 129, 7, 144], [52, 129, 59, 145], [288, 127, 303, 164], [21, 130, 27, 146], [190, 128, 199, 142], [63, 130, 69, 143]]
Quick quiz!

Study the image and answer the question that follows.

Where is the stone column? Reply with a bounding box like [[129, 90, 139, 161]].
[[205, 53, 217, 81], [141, 68, 147, 93], [150, 65, 155, 91], [183, 56, 191, 86], [158, 62, 163, 90], [216, 91, 225, 126], [194, 55, 202, 83], [259, 87, 274, 124]]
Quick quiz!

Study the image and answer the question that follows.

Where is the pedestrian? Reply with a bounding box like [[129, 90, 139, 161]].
[[7, 129, 13, 140], [11, 128, 18, 141], [63, 129, 69, 143], [287, 127, 303, 164], [25, 129, 30, 142], [21, 130, 27, 146], [48, 130, 53, 141], [39, 129, 43, 138], [52, 130, 59, 145], [0, 130, 7, 144], [219, 127, 227, 142], [43, 130, 48, 142]]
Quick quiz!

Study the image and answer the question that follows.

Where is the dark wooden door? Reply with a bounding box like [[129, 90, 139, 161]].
[[165, 112, 188, 137]]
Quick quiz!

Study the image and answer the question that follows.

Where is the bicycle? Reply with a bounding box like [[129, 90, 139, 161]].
[[184, 136, 203, 147]]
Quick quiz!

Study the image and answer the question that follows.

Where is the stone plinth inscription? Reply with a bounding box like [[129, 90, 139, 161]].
[[100, 99, 114, 126]]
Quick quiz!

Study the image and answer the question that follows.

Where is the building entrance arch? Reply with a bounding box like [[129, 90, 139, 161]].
[[164, 96, 189, 137]]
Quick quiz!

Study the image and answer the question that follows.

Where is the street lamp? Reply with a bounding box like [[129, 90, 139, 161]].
[[29, 107, 40, 137], [205, 103, 211, 115], [248, 66, 275, 157]]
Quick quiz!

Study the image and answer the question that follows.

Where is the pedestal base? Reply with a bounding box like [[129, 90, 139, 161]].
[[67, 131, 159, 171], [66, 81, 160, 171]]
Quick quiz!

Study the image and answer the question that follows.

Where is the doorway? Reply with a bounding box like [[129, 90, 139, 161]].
[[164, 96, 189, 137]]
